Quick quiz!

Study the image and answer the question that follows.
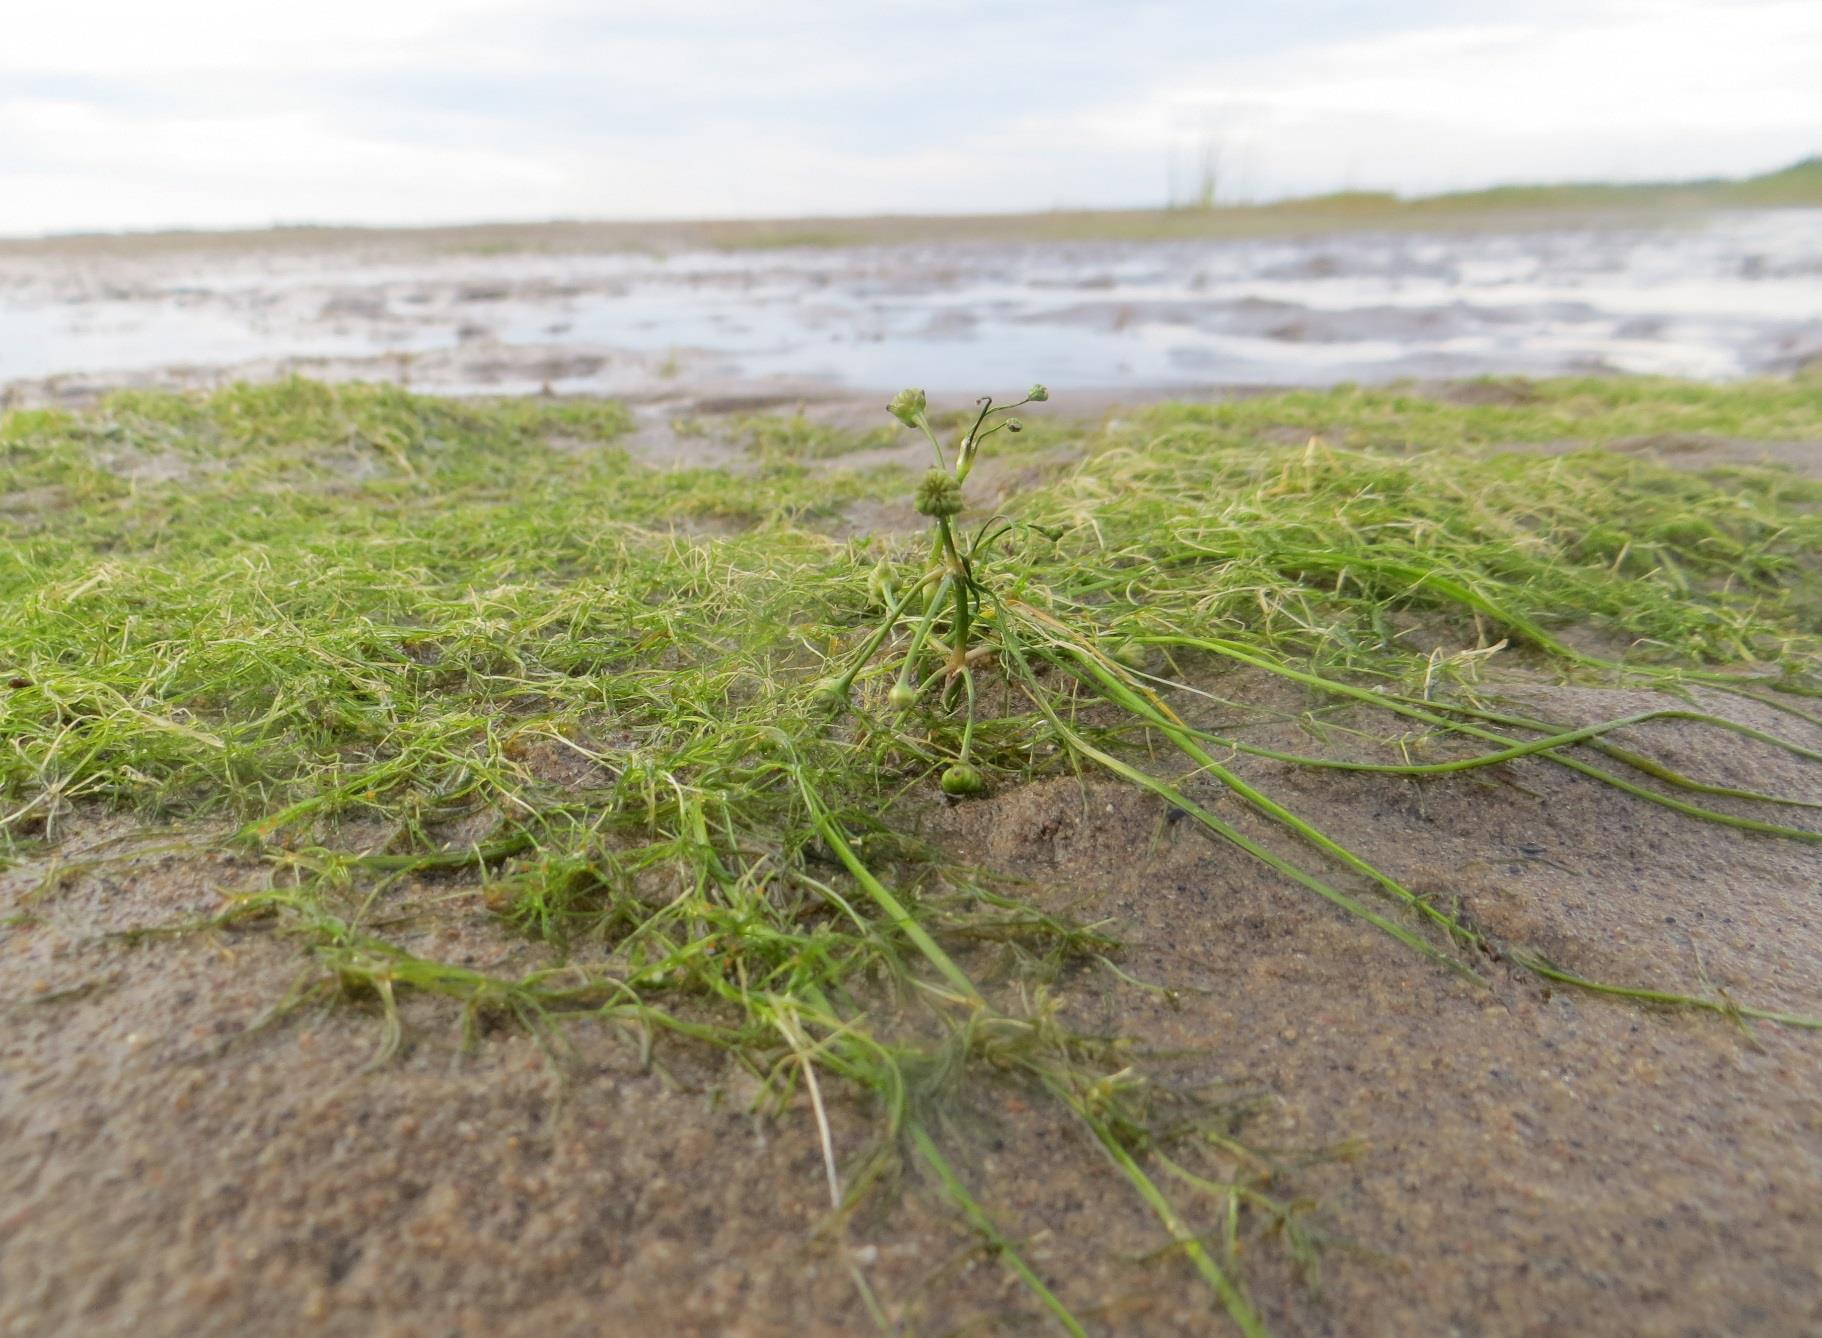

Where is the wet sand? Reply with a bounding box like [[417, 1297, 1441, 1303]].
[[5, 671, 1820, 1336]]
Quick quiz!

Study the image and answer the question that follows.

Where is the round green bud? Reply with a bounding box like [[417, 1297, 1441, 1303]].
[[940, 763, 985, 797], [914, 469, 964, 518], [887, 682, 917, 710], [1005, 418, 1023, 433], [1026, 384, 1049, 403], [811, 677, 849, 711], [888, 388, 927, 428]]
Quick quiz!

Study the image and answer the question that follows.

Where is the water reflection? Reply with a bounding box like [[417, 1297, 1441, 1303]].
[[2, 210, 1817, 398]]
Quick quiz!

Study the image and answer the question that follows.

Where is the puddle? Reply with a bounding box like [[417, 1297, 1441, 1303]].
[[2, 209, 1819, 401]]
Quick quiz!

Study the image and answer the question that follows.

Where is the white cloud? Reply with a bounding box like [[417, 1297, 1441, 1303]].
[[1099, 1, 1822, 198], [1, 0, 1816, 234], [0, 1, 526, 76]]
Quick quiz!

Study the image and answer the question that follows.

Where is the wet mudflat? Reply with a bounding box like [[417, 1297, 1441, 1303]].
[[3, 209, 1820, 407]]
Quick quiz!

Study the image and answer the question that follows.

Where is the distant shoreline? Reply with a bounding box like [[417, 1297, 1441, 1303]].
[[3, 158, 1817, 254]]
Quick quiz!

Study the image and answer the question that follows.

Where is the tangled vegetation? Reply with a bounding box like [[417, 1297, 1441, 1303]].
[[4, 375, 1822, 1333]]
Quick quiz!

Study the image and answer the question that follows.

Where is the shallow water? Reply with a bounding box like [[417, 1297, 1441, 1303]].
[[2, 209, 1819, 399]]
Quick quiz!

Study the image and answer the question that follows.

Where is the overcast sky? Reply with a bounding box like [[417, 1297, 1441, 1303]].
[[3, 0, 1818, 236]]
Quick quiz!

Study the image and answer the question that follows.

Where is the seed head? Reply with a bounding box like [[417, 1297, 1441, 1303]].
[[1026, 384, 1049, 403], [866, 557, 895, 607], [888, 387, 927, 428], [914, 469, 964, 518]]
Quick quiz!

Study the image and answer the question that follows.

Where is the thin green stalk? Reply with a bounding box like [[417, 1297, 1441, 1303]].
[[894, 573, 956, 699], [995, 610, 1472, 974], [1118, 695, 1822, 811], [1026, 614, 1479, 947], [1159, 636, 1822, 844], [828, 568, 942, 697], [1509, 951, 1822, 1029], [1047, 1077, 1266, 1338], [909, 1124, 1094, 1338], [794, 770, 981, 1003]]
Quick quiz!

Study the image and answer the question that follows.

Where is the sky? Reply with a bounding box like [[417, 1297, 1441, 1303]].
[[2, 0, 1818, 236]]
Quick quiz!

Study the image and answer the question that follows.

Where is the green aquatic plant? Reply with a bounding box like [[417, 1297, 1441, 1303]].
[[824, 386, 1821, 978], [822, 385, 1051, 797], [796, 380, 1822, 1324], [6, 376, 1822, 1335]]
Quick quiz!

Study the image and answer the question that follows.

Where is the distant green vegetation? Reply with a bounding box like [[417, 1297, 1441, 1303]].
[[10, 159, 1818, 255], [1395, 156, 1822, 215], [1722, 156, 1822, 205], [6, 375, 1822, 1332]]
